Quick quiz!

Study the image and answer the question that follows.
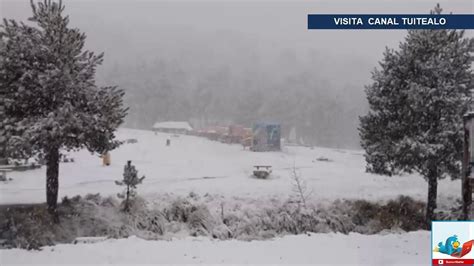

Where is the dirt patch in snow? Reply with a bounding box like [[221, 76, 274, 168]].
[[0, 193, 457, 250]]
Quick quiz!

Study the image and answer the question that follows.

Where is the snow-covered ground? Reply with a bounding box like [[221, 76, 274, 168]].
[[0, 231, 429, 265], [1, 128, 450, 265], [0, 128, 460, 206]]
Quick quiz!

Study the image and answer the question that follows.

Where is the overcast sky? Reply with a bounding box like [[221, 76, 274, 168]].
[[1, 0, 473, 88]]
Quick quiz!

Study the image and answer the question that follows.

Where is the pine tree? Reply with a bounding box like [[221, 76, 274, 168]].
[[115, 160, 145, 212], [0, 0, 128, 220], [359, 4, 473, 226], [0, 37, 7, 165]]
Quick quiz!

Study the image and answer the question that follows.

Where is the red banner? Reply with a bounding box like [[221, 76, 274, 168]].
[[432, 259, 474, 265]]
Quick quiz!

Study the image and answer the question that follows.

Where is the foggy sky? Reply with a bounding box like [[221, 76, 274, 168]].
[[1, 0, 473, 148], [2, 0, 472, 88]]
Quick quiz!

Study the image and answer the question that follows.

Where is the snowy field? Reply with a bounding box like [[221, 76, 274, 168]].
[[0, 128, 460, 207], [0, 128, 449, 265], [1, 231, 429, 265]]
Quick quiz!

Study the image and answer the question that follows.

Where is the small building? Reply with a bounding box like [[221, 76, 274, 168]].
[[224, 125, 249, 144], [198, 126, 228, 141], [251, 123, 281, 152], [152, 121, 193, 134]]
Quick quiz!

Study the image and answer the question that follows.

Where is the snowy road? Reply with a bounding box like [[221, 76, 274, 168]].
[[0, 231, 429, 265]]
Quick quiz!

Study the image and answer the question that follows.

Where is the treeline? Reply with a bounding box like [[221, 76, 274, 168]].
[[100, 55, 367, 149]]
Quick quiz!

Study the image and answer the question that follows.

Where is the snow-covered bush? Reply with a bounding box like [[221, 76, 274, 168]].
[[0, 206, 55, 250], [123, 196, 165, 237], [0, 193, 434, 250], [211, 223, 233, 239], [164, 198, 194, 222], [164, 197, 216, 236], [188, 205, 214, 236]]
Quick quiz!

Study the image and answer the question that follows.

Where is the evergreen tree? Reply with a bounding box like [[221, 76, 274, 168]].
[[115, 160, 145, 212], [0, 37, 6, 164], [0, 0, 128, 220], [359, 4, 473, 226]]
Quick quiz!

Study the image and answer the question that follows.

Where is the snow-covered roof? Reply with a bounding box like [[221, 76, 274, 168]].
[[152, 121, 193, 131]]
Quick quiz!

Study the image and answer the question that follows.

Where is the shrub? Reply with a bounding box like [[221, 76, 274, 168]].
[[0, 194, 435, 249]]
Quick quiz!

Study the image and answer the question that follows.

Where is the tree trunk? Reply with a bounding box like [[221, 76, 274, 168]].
[[46, 147, 60, 222], [462, 125, 471, 220], [0, 101, 7, 165], [426, 165, 438, 228], [125, 184, 130, 212]]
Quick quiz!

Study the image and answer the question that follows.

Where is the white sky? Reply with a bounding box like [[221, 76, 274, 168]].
[[1, 0, 473, 88]]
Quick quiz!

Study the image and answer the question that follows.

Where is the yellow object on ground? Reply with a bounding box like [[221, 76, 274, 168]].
[[102, 152, 111, 166]]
